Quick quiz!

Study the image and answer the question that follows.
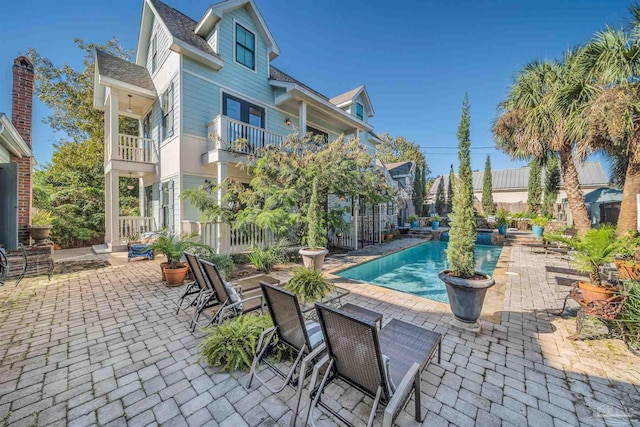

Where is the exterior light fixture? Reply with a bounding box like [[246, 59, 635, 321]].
[[127, 95, 133, 113], [285, 118, 291, 126]]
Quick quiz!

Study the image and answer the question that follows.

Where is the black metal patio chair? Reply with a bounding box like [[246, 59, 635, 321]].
[[194, 259, 266, 330], [246, 282, 325, 427], [177, 252, 218, 316], [304, 303, 442, 427]]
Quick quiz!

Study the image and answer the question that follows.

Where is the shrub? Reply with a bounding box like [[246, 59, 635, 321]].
[[407, 215, 419, 223], [495, 209, 509, 226], [198, 314, 272, 373], [31, 209, 56, 226], [285, 266, 334, 304], [201, 253, 234, 280], [530, 216, 549, 227], [247, 239, 289, 273], [619, 280, 640, 352]]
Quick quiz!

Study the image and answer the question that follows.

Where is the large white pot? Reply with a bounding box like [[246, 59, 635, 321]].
[[299, 247, 329, 271]]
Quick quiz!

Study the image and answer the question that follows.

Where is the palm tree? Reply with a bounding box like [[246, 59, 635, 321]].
[[493, 55, 592, 234], [578, 24, 640, 236]]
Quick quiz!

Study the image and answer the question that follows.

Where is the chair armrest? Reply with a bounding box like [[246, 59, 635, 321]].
[[383, 362, 420, 427], [302, 343, 326, 364]]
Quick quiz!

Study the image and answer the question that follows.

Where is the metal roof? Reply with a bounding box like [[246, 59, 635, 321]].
[[95, 50, 156, 93], [429, 161, 609, 193]]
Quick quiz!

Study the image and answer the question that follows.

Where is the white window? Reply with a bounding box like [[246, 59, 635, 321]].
[[235, 23, 255, 70], [162, 82, 174, 140], [151, 33, 158, 73]]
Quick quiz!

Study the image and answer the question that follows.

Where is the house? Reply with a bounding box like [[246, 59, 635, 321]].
[[428, 161, 610, 223], [0, 57, 34, 252], [382, 160, 416, 225], [93, 0, 384, 253]]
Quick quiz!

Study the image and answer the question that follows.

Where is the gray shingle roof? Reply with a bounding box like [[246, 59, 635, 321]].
[[429, 161, 609, 193], [96, 50, 156, 93], [269, 66, 329, 100], [149, 0, 221, 59], [329, 86, 363, 106], [384, 161, 414, 177]]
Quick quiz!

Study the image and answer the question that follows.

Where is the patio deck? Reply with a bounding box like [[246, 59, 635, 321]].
[[0, 243, 638, 426]]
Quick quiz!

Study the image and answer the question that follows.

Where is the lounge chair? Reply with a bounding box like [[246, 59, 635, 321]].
[[195, 260, 266, 330], [177, 252, 219, 316], [247, 283, 325, 427], [304, 303, 442, 427]]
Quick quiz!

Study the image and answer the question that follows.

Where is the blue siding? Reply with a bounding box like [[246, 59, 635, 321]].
[[181, 174, 215, 221], [182, 70, 219, 138], [146, 15, 171, 74]]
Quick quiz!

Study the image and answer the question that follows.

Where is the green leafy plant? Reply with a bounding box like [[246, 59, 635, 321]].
[[148, 233, 202, 268], [305, 177, 326, 249], [495, 209, 509, 227], [548, 225, 622, 287], [618, 230, 640, 262], [407, 215, 419, 223], [430, 214, 443, 222], [198, 314, 272, 373], [447, 95, 476, 278], [618, 280, 640, 351], [530, 216, 549, 227], [482, 155, 495, 215], [285, 266, 334, 304], [31, 209, 57, 226], [247, 239, 288, 273], [201, 253, 234, 280]]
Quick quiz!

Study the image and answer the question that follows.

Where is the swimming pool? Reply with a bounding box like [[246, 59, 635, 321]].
[[335, 241, 502, 303]]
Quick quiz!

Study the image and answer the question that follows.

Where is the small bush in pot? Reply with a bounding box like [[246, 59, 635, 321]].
[[407, 215, 419, 229], [495, 209, 509, 235], [285, 266, 334, 304], [149, 233, 203, 286], [299, 178, 329, 271], [430, 214, 442, 230], [548, 225, 622, 302], [530, 216, 548, 237], [29, 209, 57, 244]]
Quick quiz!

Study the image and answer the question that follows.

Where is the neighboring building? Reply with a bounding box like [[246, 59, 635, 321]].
[[382, 161, 416, 225], [428, 161, 610, 223], [0, 57, 34, 251], [93, 0, 384, 253]]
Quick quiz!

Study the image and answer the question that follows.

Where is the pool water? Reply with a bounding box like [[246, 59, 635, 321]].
[[336, 241, 502, 303]]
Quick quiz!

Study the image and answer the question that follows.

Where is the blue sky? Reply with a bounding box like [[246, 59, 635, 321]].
[[0, 0, 629, 178]]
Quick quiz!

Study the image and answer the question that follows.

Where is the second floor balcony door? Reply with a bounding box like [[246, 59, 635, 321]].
[[223, 93, 265, 151]]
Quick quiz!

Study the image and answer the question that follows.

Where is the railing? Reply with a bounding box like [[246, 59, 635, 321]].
[[118, 216, 156, 243], [328, 224, 356, 249], [208, 115, 284, 156], [197, 221, 276, 254], [118, 134, 154, 163]]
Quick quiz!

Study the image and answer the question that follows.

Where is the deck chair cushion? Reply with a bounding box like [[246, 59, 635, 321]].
[[304, 321, 323, 349], [223, 281, 242, 309], [382, 354, 396, 394]]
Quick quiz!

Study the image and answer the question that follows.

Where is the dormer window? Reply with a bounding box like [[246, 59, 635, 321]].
[[356, 102, 364, 120], [151, 33, 158, 73], [235, 23, 255, 70]]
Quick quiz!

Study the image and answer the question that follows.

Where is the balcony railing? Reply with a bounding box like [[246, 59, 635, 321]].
[[118, 134, 154, 163], [118, 216, 156, 243], [208, 115, 284, 156]]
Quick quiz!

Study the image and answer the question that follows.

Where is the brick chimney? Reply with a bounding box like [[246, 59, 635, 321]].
[[11, 56, 34, 244]]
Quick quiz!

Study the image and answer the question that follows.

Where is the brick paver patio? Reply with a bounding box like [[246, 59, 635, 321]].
[[0, 244, 639, 426]]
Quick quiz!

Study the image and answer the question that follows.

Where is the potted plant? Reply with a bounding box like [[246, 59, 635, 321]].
[[299, 178, 329, 271], [29, 209, 56, 244], [408, 215, 419, 229], [285, 266, 334, 304], [548, 225, 622, 303], [438, 95, 495, 334], [615, 231, 640, 280], [530, 216, 548, 237], [385, 222, 395, 240], [149, 233, 201, 286], [430, 215, 442, 230], [495, 209, 509, 236]]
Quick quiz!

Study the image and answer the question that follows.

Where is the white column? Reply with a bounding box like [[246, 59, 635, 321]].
[[354, 197, 359, 250], [298, 100, 307, 136], [105, 171, 120, 248], [216, 162, 228, 254], [109, 89, 120, 160]]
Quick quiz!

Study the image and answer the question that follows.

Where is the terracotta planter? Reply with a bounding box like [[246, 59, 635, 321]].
[[160, 261, 186, 281], [615, 261, 639, 280], [163, 264, 189, 287], [578, 281, 615, 303], [29, 225, 53, 244], [386, 233, 394, 240], [299, 247, 328, 271]]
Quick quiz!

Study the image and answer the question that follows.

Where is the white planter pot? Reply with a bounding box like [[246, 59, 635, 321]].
[[299, 247, 329, 271]]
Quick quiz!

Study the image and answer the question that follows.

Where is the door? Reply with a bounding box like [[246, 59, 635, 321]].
[[223, 93, 265, 150], [0, 163, 18, 251]]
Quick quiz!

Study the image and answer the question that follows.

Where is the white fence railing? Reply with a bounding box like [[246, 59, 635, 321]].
[[195, 222, 277, 254], [118, 216, 156, 243], [328, 224, 357, 249], [208, 115, 284, 156], [118, 134, 154, 163]]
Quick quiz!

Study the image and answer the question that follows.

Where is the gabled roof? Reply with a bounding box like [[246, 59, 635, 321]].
[[384, 161, 414, 176], [96, 50, 156, 93], [149, 0, 220, 58], [0, 113, 31, 158], [329, 85, 375, 117], [195, 0, 279, 61], [269, 66, 329, 101], [429, 161, 610, 193]]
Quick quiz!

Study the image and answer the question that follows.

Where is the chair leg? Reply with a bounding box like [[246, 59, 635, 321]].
[[367, 386, 383, 427], [246, 328, 277, 389], [414, 371, 421, 422], [304, 359, 334, 427]]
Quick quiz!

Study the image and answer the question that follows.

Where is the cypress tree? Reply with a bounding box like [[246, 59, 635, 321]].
[[527, 159, 542, 214], [435, 177, 446, 216], [447, 94, 476, 277], [447, 164, 455, 214], [482, 155, 495, 215], [542, 154, 560, 217]]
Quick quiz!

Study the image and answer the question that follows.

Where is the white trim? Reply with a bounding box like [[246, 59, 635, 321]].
[[233, 19, 258, 74], [170, 39, 224, 70], [0, 113, 31, 158], [183, 132, 209, 142], [98, 76, 156, 99]]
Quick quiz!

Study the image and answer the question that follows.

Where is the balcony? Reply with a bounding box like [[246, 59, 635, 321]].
[[203, 115, 284, 164], [105, 133, 156, 174]]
